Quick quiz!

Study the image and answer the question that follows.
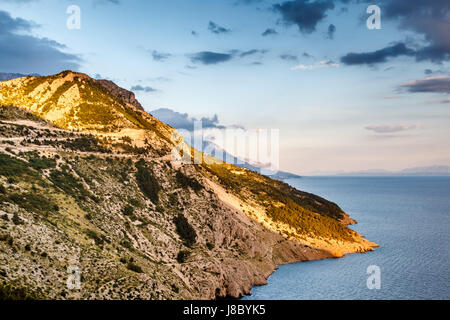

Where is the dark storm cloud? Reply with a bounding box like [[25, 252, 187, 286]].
[[400, 76, 450, 94], [208, 21, 231, 34], [0, 10, 81, 74], [261, 28, 278, 36], [272, 0, 335, 34], [340, 43, 415, 65]]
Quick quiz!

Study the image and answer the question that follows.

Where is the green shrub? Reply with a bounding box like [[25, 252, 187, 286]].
[[122, 205, 134, 216], [173, 213, 197, 247], [27, 152, 56, 170], [0, 282, 45, 300], [126, 262, 143, 273], [12, 213, 22, 225], [49, 168, 90, 200], [8, 192, 55, 216], [0, 153, 37, 179], [83, 229, 105, 246], [120, 240, 133, 250], [175, 171, 203, 192], [176, 250, 190, 263], [135, 161, 160, 204]]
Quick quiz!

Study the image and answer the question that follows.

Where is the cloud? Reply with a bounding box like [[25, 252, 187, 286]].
[[0, 0, 39, 3], [150, 50, 172, 62], [147, 76, 171, 82], [151, 108, 226, 131], [239, 49, 267, 58], [131, 85, 158, 93], [234, 0, 263, 4], [400, 76, 450, 94], [262, 28, 278, 36], [326, 23, 336, 39], [189, 49, 266, 65], [427, 98, 450, 104], [365, 124, 420, 134], [5, 0, 120, 5], [273, 0, 335, 34], [291, 59, 339, 70], [93, 0, 121, 5], [190, 51, 234, 65], [280, 54, 298, 62], [382, 0, 450, 63], [338, 0, 450, 64], [340, 43, 415, 66], [0, 10, 81, 74], [208, 21, 231, 34]]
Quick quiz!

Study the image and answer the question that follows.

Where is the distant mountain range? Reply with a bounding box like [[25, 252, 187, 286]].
[[311, 165, 450, 176], [0, 72, 40, 81], [200, 140, 302, 180]]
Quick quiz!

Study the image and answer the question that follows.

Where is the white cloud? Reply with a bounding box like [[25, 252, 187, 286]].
[[291, 60, 339, 71]]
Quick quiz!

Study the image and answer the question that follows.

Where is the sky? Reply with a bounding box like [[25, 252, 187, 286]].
[[0, 0, 449, 174]]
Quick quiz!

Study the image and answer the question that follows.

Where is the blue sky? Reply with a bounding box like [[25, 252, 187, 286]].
[[1, 0, 449, 174]]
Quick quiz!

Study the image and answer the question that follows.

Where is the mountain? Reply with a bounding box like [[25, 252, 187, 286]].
[[0, 71, 376, 300], [399, 165, 450, 176], [313, 166, 450, 176], [96, 79, 144, 111], [0, 72, 40, 81], [201, 140, 302, 180]]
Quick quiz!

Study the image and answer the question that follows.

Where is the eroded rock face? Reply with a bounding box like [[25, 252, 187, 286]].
[[96, 79, 144, 111]]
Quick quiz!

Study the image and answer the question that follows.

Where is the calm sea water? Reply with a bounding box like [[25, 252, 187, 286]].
[[243, 176, 450, 300]]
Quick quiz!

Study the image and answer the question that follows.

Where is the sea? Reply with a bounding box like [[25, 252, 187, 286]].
[[242, 176, 450, 300]]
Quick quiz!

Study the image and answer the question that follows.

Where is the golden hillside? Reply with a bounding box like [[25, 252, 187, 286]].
[[0, 72, 377, 300]]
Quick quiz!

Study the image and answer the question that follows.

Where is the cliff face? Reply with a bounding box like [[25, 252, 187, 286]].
[[95, 79, 144, 111], [0, 72, 377, 300]]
